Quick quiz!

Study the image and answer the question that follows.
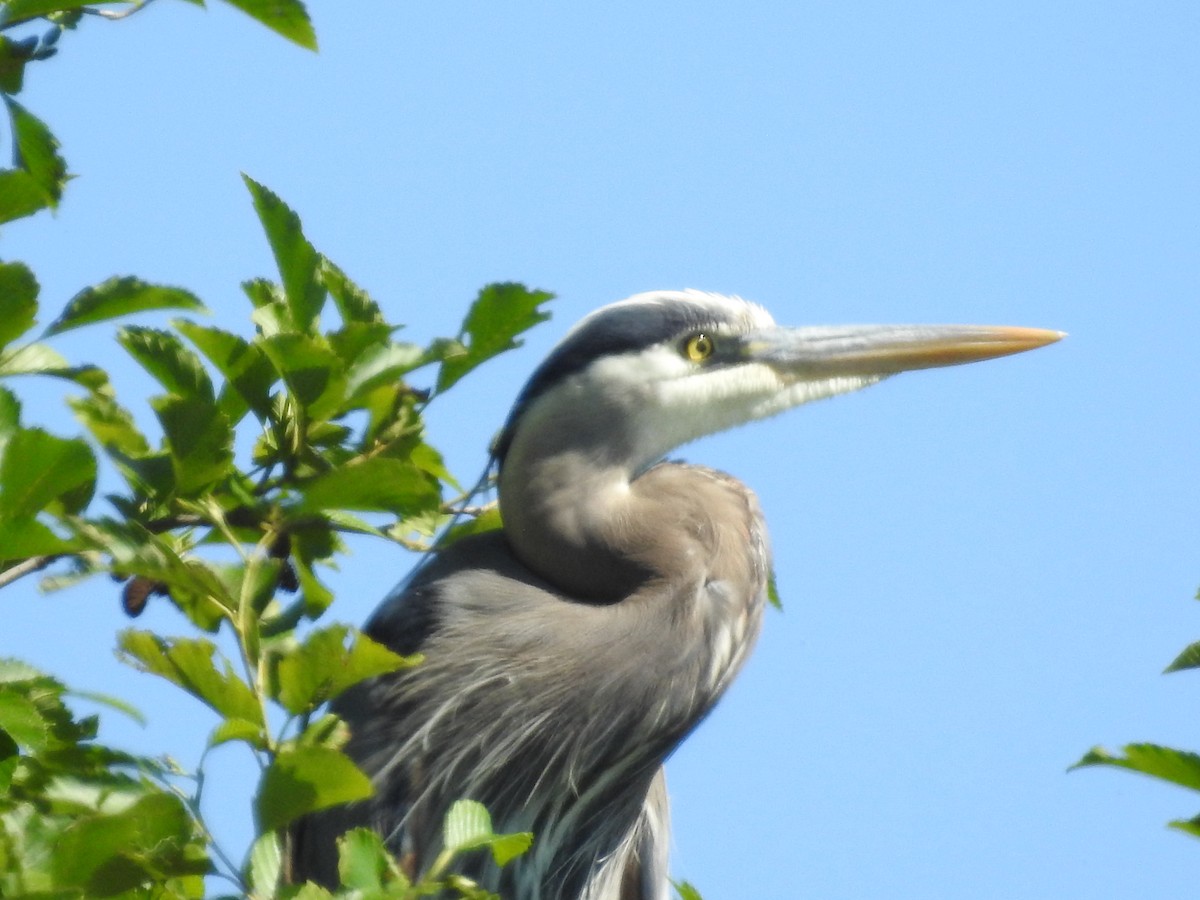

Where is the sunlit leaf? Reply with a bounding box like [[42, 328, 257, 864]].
[[220, 0, 317, 50], [0, 516, 77, 557], [443, 799, 533, 866], [0, 169, 48, 224], [244, 175, 325, 331], [256, 745, 372, 832], [0, 657, 44, 683], [299, 457, 440, 515], [344, 341, 424, 403], [43, 276, 205, 337], [0, 685, 48, 751], [117, 630, 264, 727], [209, 716, 269, 751], [673, 880, 705, 900], [247, 831, 282, 898], [436, 283, 553, 392], [0, 426, 95, 517], [337, 827, 408, 890], [1071, 743, 1200, 792], [275, 624, 414, 715]]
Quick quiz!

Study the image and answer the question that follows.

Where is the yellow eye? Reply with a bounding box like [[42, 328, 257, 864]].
[[684, 332, 715, 362]]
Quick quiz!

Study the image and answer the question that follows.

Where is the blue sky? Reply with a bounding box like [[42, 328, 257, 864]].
[[4, 1, 1199, 896]]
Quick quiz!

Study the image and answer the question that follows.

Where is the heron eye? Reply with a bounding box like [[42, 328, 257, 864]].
[[684, 333, 715, 362]]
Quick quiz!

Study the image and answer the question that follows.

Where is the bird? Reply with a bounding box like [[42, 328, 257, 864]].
[[291, 290, 1062, 899]]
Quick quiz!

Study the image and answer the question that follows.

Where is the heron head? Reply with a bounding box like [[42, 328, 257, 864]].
[[494, 290, 1063, 474]]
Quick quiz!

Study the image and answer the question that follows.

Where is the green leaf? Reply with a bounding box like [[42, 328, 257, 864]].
[[0, 657, 44, 683], [1164, 640, 1200, 674], [1169, 813, 1200, 840], [673, 880, 705, 900], [151, 394, 234, 494], [3, 96, 66, 211], [436, 283, 553, 392], [0, 260, 39, 349], [1071, 743, 1200, 792], [0, 684, 49, 751], [300, 457, 441, 515], [321, 257, 384, 324], [43, 276, 205, 337], [117, 630, 264, 727], [66, 689, 148, 726], [0, 169, 49, 224], [118, 326, 214, 400], [0, 0, 97, 26], [51, 791, 203, 894], [0, 516, 77, 557], [244, 175, 325, 331], [275, 624, 414, 715], [247, 831, 283, 898], [260, 332, 346, 419], [0, 339, 66, 375], [0, 426, 95, 517], [766, 570, 782, 610], [220, 0, 317, 50], [68, 390, 152, 457], [175, 319, 278, 420], [344, 341, 425, 403], [443, 799, 533, 867], [337, 827, 408, 891], [0, 35, 31, 94], [209, 716, 269, 750], [256, 745, 372, 832]]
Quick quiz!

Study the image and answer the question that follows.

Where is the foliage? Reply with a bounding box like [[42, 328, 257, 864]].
[[1072, 586, 1200, 841], [0, 4, 707, 898], [0, 158, 547, 892]]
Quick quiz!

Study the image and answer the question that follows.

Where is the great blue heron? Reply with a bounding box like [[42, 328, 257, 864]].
[[293, 290, 1061, 898]]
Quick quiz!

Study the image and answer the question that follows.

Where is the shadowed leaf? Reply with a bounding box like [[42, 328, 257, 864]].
[[1164, 640, 1200, 674], [151, 394, 233, 494], [118, 326, 214, 400], [0, 260, 38, 348], [2, 96, 66, 212], [175, 319, 278, 420]]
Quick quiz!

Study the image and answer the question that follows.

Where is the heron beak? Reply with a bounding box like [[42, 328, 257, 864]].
[[741, 323, 1065, 378]]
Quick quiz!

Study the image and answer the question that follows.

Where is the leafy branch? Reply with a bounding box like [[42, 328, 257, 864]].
[[0, 174, 550, 896], [1072, 586, 1200, 840]]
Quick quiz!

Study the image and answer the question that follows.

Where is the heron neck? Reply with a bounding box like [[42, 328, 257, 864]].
[[498, 443, 652, 602]]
